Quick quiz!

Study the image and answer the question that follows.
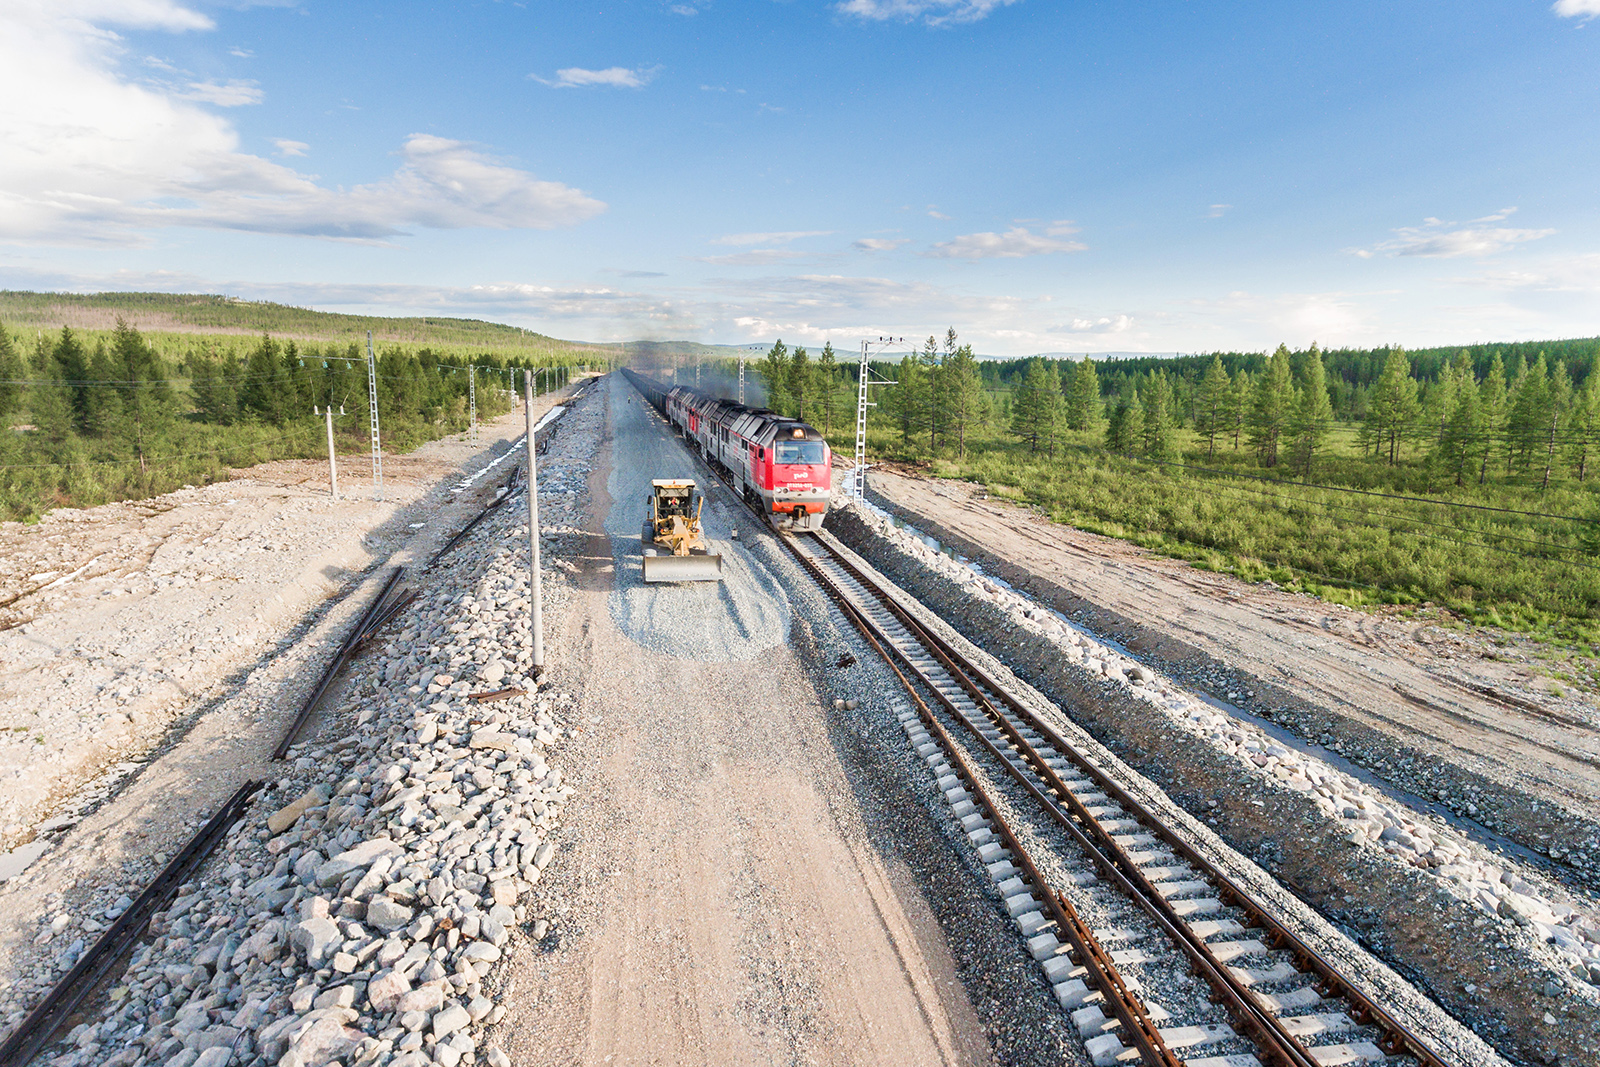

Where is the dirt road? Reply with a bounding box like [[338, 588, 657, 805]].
[[866, 469, 1600, 866], [500, 377, 995, 1067]]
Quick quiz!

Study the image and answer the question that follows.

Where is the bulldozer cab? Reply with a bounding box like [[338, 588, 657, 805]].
[[651, 479, 696, 521]]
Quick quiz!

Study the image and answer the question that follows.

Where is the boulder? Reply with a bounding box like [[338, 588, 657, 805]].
[[290, 916, 342, 966]]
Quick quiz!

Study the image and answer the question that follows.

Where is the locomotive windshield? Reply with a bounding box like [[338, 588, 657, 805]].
[[774, 441, 826, 466]]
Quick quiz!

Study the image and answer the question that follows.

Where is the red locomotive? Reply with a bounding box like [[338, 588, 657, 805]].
[[623, 369, 832, 531]]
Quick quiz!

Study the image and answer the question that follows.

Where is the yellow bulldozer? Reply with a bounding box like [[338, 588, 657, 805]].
[[641, 479, 724, 582]]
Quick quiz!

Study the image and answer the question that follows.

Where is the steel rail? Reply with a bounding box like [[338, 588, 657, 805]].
[[801, 534, 1453, 1067], [785, 543, 1180, 1067], [0, 781, 262, 1067], [800, 537, 1323, 1067], [271, 566, 404, 759]]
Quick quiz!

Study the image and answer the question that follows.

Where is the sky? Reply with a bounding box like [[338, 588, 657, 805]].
[[1, 0, 1598, 356]]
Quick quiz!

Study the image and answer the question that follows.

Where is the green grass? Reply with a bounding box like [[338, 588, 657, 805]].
[[865, 421, 1600, 646]]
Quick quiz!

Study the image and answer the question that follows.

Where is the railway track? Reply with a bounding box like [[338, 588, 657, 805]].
[[783, 529, 1463, 1067]]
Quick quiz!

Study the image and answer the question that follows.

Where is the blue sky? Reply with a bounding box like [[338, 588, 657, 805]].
[[1, 0, 1597, 355]]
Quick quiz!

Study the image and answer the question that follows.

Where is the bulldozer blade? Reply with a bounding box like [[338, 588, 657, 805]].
[[642, 553, 724, 583]]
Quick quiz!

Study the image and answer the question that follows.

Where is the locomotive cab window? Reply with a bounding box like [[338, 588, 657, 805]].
[[774, 441, 825, 465]]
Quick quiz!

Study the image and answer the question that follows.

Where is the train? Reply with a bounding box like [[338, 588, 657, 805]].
[[621, 368, 832, 531]]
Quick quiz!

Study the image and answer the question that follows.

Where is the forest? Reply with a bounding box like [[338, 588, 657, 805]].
[[743, 332, 1600, 646], [0, 317, 597, 522]]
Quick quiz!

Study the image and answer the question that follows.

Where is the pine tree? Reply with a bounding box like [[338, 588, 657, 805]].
[[1287, 346, 1333, 478], [1227, 369, 1250, 451], [817, 341, 838, 434], [1141, 372, 1174, 460], [84, 340, 121, 437], [1065, 357, 1099, 431], [1247, 344, 1294, 467], [190, 350, 238, 425], [920, 335, 943, 452], [759, 339, 789, 414], [239, 334, 292, 424], [106, 319, 173, 474], [892, 353, 923, 450], [0, 329, 23, 418], [1106, 393, 1143, 454], [1568, 372, 1600, 481], [1036, 361, 1066, 455], [51, 327, 92, 435], [1436, 381, 1484, 487], [1010, 358, 1047, 452], [790, 345, 810, 421], [1477, 354, 1507, 484], [941, 343, 985, 457], [1504, 354, 1549, 475], [1193, 355, 1229, 456], [1541, 361, 1572, 489], [1365, 347, 1419, 465]]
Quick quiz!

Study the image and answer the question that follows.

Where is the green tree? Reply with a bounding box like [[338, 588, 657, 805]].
[[189, 351, 238, 425], [1365, 347, 1420, 465], [1540, 361, 1572, 489], [1227, 368, 1251, 451], [759, 339, 790, 414], [1065, 357, 1100, 431], [1106, 393, 1144, 454], [1287, 346, 1333, 478], [790, 345, 810, 421], [890, 352, 923, 450], [239, 334, 292, 424], [105, 319, 174, 473], [816, 341, 839, 434], [1141, 372, 1174, 460], [941, 343, 985, 457], [1193, 355, 1230, 457], [920, 334, 943, 452], [0, 329, 24, 418], [1477, 354, 1507, 484], [1435, 377, 1484, 487], [1247, 344, 1294, 467], [1568, 372, 1600, 482], [1504, 354, 1550, 475]]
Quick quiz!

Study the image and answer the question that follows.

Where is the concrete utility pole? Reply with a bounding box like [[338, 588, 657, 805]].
[[524, 371, 544, 679], [321, 406, 338, 499], [365, 331, 383, 501], [468, 364, 478, 445], [738, 356, 746, 404]]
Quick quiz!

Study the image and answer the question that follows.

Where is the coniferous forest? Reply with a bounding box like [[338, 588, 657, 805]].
[[745, 332, 1600, 645], [0, 303, 604, 523]]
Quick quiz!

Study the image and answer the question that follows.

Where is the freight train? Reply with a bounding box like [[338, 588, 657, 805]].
[[622, 368, 832, 531]]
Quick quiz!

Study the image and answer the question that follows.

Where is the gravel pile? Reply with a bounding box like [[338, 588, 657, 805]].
[[7, 392, 607, 1067]]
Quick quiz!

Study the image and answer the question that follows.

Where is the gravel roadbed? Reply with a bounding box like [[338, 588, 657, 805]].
[[827, 500, 1590, 1067]]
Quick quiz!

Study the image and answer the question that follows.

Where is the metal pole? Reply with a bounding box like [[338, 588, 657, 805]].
[[738, 356, 746, 404], [469, 364, 477, 445], [854, 341, 871, 500], [366, 331, 383, 501], [324, 408, 338, 500], [525, 371, 544, 679]]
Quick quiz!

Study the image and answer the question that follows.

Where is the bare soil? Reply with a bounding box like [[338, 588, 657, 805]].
[[864, 469, 1600, 871], [498, 377, 995, 1067]]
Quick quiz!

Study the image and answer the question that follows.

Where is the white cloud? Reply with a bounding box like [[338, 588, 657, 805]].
[[713, 230, 831, 246], [1554, 0, 1600, 19], [837, 0, 1018, 26], [1051, 315, 1133, 335], [229, 46, 253, 58], [1356, 213, 1555, 259], [530, 65, 659, 89], [927, 222, 1086, 259], [927, 208, 951, 220], [0, 4, 604, 243], [181, 79, 262, 106], [272, 138, 307, 157], [1206, 204, 1231, 218], [854, 237, 911, 252], [689, 249, 809, 266]]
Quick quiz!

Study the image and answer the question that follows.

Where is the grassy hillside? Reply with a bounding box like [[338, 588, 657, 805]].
[[0, 290, 614, 357]]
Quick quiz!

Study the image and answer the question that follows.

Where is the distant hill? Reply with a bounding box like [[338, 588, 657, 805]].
[[0, 290, 610, 353]]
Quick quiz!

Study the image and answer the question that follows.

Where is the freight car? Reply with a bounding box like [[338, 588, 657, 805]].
[[622, 368, 832, 531]]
